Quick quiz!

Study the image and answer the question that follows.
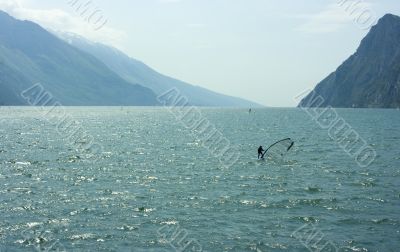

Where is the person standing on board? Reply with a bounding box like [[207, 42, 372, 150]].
[[258, 146, 264, 159]]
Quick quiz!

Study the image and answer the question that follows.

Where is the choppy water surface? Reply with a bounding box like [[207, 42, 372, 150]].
[[0, 107, 399, 251]]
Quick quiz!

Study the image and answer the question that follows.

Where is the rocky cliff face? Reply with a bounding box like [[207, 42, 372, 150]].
[[299, 14, 400, 108]]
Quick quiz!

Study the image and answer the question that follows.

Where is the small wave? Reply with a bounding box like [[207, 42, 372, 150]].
[[160, 220, 178, 225], [69, 207, 89, 216], [47, 218, 70, 226], [111, 191, 126, 195], [291, 216, 319, 223], [9, 188, 33, 194], [304, 186, 322, 193], [135, 207, 156, 213], [68, 155, 81, 163], [371, 218, 389, 224], [297, 198, 324, 206], [240, 200, 257, 205], [26, 222, 42, 228], [15, 161, 31, 166], [342, 242, 369, 252], [117, 225, 139, 231], [70, 233, 96, 240], [352, 180, 377, 187], [367, 197, 385, 203]]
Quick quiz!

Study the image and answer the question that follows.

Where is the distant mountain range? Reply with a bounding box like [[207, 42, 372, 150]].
[[299, 14, 400, 108], [0, 10, 260, 107], [56, 32, 261, 107], [0, 10, 157, 106]]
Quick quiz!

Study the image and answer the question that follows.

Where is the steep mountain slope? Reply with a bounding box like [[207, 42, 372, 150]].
[[58, 32, 262, 107], [298, 14, 400, 108], [0, 10, 158, 106]]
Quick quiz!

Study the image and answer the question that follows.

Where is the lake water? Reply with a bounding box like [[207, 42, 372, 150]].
[[0, 107, 399, 251]]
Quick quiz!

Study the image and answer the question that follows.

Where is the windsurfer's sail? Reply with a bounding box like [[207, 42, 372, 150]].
[[262, 138, 294, 159]]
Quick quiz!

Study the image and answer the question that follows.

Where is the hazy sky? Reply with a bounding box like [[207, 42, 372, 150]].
[[1, 0, 399, 106]]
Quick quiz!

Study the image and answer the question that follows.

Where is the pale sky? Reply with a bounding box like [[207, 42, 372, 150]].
[[1, 0, 399, 106]]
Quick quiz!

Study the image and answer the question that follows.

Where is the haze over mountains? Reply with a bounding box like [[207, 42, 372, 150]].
[[299, 14, 400, 108], [0, 10, 157, 106], [56, 32, 261, 107], [3, 8, 399, 109], [0, 10, 259, 107]]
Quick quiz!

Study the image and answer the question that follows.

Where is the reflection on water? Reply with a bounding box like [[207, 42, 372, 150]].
[[0, 107, 399, 251]]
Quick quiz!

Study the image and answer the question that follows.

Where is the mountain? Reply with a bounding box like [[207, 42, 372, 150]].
[[0, 10, 158, 106], [298, 14, 400, 108], [57, 32, 262, 107]]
